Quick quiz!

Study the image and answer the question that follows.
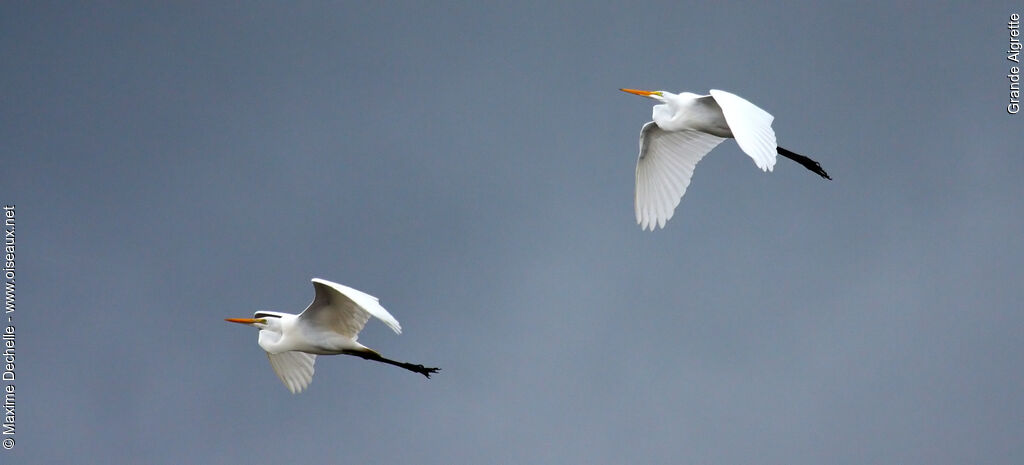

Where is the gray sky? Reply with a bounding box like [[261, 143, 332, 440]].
[[4, 1, 1023, 463]]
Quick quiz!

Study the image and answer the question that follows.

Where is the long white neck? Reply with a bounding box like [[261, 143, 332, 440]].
[[257, 329, 287, 353], [255, 315, 299, 353], [651, 91, 686, 130]]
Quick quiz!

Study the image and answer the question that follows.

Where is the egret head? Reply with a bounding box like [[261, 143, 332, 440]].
[[225, 311, 284, 330], [620, 88, 667, 102]]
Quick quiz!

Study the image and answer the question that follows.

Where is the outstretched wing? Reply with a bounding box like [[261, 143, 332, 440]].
[[710, 89, 777, 172], [635, 122, 725, 230], [297, 278, 402, 339], [266, 351, 316, 394]]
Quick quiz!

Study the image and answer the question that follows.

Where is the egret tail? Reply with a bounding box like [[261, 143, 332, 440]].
[[777, 146, 831, 180]]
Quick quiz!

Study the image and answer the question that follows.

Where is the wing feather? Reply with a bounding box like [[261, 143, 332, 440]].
[[710, 89, 778, 172], [298, 278, 402, 339], [266, 351, 316, 394], [634, 122, 725, 230]]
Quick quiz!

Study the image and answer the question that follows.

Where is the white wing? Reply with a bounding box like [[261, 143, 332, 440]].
[[635, 122, 725, 230], [266, 351, 316, 394], [710, 89, 777, 172], [297, 278, 402, 339]]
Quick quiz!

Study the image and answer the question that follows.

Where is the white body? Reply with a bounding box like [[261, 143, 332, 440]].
[[255, 279, 400, 355], [625, 89, 779, 230], [235, 278, 402, 393]]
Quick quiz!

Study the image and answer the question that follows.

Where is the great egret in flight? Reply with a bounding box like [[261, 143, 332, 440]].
[[620, 88, 831, 230], [226, 278, 439, 393]]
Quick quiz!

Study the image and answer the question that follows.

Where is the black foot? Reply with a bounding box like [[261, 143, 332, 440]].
[[777, 146, 832, 180], [414, 365, 441, 378]]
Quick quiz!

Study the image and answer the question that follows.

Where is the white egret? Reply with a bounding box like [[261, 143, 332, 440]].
[[226, 278, 439, 393], [620, 88, 831, 230]]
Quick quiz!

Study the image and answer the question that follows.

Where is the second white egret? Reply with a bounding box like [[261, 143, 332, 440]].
[[620, 88, 831, 230], [226, 278, 439, 394]]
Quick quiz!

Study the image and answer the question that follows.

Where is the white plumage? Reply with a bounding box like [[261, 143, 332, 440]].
[[621, 88, 830, 231], [226, 278, 438, 394]]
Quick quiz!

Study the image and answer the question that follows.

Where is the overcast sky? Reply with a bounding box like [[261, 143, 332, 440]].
[[4, 2, 1023, 464]]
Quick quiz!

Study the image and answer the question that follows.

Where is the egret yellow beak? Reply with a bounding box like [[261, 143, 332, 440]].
[[620, 88, 662, 97], [224, 318, 266, 325]]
